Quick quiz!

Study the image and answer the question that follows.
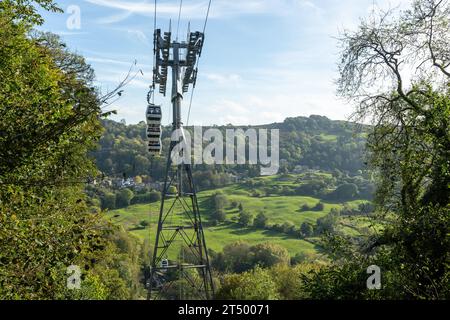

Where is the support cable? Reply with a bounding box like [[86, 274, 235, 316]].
[[176, 0, 183, 41], [186, 0, 212, 127]]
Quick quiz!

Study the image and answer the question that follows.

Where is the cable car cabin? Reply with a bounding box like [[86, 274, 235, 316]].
[[146, 104, 162, 156], [146, 104, 162, 125], [147, 125, 161, 136], [161, 259, 169, 270], [147, 126, 161, 143], [148, 141, 161, 156]]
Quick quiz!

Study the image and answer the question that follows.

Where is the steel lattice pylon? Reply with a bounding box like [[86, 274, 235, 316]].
[[147, 28, 214, 300]]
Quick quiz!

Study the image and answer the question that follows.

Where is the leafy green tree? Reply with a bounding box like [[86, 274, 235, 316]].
[[148, 190, 161, 203], [167, 185, 178, 195], [307, 0, 450, 299], [0, 0, 61, 25], [300, 222, 314, 237], [102, 193, 117, 210], [281, 221, 296, 235], [0, 8, 137, 298], [213, 193, 228, 210], [313, 202, 325, 211], [315, 209, 340, 235], [253, 212, 268, 229], [116, 188, 134, 208], [329, 183, 358, 201], [238, 211, 253, 227], [139, 220, 149, 228], [216, 267, 279, 300], [270, 264, 318, 300], [300, 204, 311, 211], [222, 241, 253, 273], [251, 243, 290, 268], [213, 209, 227, 223]]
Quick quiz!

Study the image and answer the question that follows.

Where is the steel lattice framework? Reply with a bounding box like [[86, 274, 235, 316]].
[[147, 28, 214, 300]]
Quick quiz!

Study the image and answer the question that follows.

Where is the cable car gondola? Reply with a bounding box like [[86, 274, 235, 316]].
[[146, 103, 162, 156]]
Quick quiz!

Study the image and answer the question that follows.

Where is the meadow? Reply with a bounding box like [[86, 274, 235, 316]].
[[107, 173, 375, 258]]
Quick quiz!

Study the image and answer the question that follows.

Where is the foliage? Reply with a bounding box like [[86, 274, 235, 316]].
[[93, 115, 369, 185], [253, 212, 268, 228], [216, 267, 279, 300], [251, 243, 290, 268], [308, 0, 450, 299], [211, 241, 290, 274], [300, 222, 314, 237], [0, 7, 147, 299], [116, 188, 134, 208], [315, 209, 340, 235], [238, 211, 254, 227]]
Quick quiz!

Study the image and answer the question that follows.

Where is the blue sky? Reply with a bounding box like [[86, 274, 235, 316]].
[[39, 0, 409, 125]]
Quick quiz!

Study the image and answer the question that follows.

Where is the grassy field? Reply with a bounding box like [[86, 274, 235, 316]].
[[107, 173, 375, 259]]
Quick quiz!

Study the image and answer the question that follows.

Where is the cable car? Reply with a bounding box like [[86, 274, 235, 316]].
[[161, 258, 169, 272], [148, 140, 161, 155], [146, 103, 162, 155], [146, 104, 162, 123], [147, 127, 161, 143]]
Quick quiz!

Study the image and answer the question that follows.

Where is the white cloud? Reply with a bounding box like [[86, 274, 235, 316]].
[[87, 57, 135, 66], [203, 73, 242, 86], [84, 0, 325, 23], [71, 0, 416, 126], [97, 10, 133, 24], [126, 29, 150, 45]]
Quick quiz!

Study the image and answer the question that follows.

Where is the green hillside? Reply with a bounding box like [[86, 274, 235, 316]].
[[92, 115, 369, 185], [106, 172, 378, 259]]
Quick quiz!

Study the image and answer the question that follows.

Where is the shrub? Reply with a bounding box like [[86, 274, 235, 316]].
[[300, 204, 311, 211], [216, 267, 279, 300], [239, 211, 253, 227], [254, 212, 268, 229], [313, 202, 325, 211]]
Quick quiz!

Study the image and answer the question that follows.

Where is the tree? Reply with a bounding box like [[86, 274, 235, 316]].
[[318, 0, 450, 298], [0, 0, 62, 25], [281, 221, 296, 235], [300, 204, 311, 212], [238, 211, 254, 227], [222, 241, 253, 273], [116, 188, 134, 208], [313, 202, 325, 211], [139, 220, 149, 228], [213, 193, 228, 210], [251, 243, 290, 268], [329, 183, 358, 201], [300, 222, 314, 237], [0, 4, 149, 299], [216, 267, 279, 300], [0, 7, 138, 298], [316, 209, 340, 235], [213, 209, 227, 223], [148, 190, 161, 203], [167, 186, 178, 195], [253, 212, 268, 229], [102, 193, 117, 210]]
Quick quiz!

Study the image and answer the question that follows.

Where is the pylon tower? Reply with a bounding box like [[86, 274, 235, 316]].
[[147, 27, 214, 300]]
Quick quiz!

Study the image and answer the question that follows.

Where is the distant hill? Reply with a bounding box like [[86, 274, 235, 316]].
[[91, 115, 369, 185]]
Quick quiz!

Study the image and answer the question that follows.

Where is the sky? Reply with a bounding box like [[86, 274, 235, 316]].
[[39, 0, 411, 126]]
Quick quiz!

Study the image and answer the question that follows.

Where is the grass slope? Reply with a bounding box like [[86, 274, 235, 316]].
[[107, 173, 374, 258]]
